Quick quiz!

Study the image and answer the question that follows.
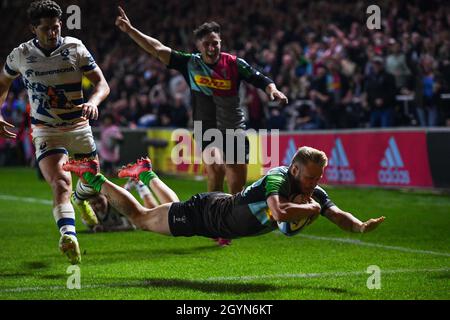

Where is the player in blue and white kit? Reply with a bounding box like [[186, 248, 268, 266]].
[[0, 0, 110, 264]]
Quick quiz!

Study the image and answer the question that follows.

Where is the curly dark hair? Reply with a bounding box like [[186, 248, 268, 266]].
[[193, 21, 221, 40], [27, 0, 62, 26]]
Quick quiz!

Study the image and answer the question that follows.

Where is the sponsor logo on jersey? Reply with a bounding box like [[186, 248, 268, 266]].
[[326, 138, 355, 182], [378, 137, 410, 184], [26, 56, 38, 64], [34, 66, 76, 77], [194, 75, 231, 90]]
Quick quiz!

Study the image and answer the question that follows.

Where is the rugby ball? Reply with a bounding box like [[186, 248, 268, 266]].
[[277, 194, 311, 236]]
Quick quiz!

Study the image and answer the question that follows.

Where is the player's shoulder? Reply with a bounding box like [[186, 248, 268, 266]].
[[9, 38, 35, 56], [62, 36, 83, 45], [221, 52, 237, 60], [173, 49, 194, 58], [313, 185, 329, 197], [266, 166, 289, 176]]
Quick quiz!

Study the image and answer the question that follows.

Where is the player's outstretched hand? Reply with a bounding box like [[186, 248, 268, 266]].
[[116, 6, 132, 33], [76, 103, 98, 120], [269, 88, 289, 105], [360, 216, 385, 233], [0, 119, 16, 139]]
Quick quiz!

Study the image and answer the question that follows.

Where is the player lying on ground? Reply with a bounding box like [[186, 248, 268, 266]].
[[63, 147, 385, 239]]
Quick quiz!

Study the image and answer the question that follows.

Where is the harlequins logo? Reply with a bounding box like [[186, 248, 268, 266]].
[[174, 215, 186, 224]]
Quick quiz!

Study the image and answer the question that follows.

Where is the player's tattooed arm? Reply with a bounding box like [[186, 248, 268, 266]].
[[323, 206, 385, 233], [115, 6, 172, 65]]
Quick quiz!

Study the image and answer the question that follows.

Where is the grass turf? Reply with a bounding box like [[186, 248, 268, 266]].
[[0, 167, 448, 299]]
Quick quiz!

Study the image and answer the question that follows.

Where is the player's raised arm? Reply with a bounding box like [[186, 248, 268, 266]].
[[115, 6, 172, 65], [323, 205, 385, 233], [0, 71, 16, 139]]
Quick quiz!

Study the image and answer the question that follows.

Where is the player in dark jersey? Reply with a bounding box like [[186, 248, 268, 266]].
[[62, 147, 385, 240], [115, 6, 287, 197]]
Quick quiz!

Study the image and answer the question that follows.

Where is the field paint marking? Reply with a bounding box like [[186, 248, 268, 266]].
[[0, 194, 52, 206], [1, 267, 449, 293], [206, 267, 450, 282], [296, 234, 450, 257]]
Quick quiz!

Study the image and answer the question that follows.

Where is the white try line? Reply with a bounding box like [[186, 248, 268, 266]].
[[0, 194, 52, 206], [296, 234, 450, 257], [1, 267, 449, 293]]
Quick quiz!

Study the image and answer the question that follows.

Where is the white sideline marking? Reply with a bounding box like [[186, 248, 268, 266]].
[[0, 194, 52, 206], [0, 267, 449, 293], [296, 234, 450, 257], [206, 267, 450, 282]]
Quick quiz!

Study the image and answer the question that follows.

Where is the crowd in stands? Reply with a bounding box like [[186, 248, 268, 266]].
[[1, 0, 450, 164]]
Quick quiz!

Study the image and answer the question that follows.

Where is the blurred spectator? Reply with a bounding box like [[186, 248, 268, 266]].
[[309, 64, 332, 127], [2, 0, 450, 130], [294, 102, 324, 130], [386, 38, 411, 91], [364, 56, 397, 127], [170, 93, 190, 128], [99, 113, 124, 176], [414, 55, 441, 126]]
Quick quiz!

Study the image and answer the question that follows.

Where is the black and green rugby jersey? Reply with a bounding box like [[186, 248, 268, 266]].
[[230, 166, 336, 236], [167, 50, 273, 130]]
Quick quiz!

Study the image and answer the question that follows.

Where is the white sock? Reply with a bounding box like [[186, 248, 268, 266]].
[[53, 203, 77, 237], [73, 179, 97, 202], [123, 178, 136, 191], [136, 181, 151, 199]]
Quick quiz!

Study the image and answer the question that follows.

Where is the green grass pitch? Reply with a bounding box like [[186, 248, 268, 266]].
[[0, 167, 449, 299]]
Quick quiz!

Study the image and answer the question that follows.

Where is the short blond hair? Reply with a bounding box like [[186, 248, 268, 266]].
[[291, 146, 328, 167]]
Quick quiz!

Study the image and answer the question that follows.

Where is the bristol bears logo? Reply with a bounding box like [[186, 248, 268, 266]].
[[378, 137, 410, 185], [61, 49, 70, 60], [25, 69, 34, 78], [326, 138, 355, 183]]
